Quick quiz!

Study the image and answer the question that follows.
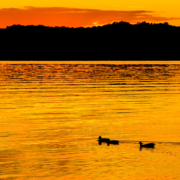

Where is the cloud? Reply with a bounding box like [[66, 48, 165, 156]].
[[0, 6, 179, 28]]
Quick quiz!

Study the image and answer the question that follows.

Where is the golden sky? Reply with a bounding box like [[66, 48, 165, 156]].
[[0, 0, 180, 28]]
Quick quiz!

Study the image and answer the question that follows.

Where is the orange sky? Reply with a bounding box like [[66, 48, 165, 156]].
[[0, 0, 180, 28]]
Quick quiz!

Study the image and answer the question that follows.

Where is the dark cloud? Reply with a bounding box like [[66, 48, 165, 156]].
[[0, 6, 179, 28]]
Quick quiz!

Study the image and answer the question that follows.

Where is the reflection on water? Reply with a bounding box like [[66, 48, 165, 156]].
[[0, 63, 180, 179]]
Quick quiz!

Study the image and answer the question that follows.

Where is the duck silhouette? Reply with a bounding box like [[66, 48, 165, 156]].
[[98, 136, 110, 145], [98, 136, 119, 146], [139, 141, 155, 149], [107, 139, 119, 146]]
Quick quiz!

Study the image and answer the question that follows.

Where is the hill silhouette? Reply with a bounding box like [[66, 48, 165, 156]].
[[0, 21, 180, 60]]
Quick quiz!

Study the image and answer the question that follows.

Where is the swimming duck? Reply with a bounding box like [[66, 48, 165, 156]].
[[98, 136, 110, 145], [98, 136, 110, 142], [107, 139, 119, 146], [139, 141, 155, 148]]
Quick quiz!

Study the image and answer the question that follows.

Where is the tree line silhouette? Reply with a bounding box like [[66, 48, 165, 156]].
[[0, 21, 180, 60]]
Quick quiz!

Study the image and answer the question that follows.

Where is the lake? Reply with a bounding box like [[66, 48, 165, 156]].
[[0, 61, 180, 180]]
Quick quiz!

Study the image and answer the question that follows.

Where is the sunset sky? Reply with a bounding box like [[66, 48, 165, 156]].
[[0, 0, 180, 28]]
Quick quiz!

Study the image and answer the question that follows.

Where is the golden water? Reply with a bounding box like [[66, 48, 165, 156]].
[[0, 63, 180, 179]]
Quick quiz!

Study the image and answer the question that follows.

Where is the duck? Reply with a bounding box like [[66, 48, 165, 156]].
[[139, 141, 155, 148], [107, 139, 119, 146], [98, 136, 110, 145], [98, 136, 110, 142]]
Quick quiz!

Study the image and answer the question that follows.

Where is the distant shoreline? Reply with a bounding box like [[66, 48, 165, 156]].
[[1, 21, 180, 60], [0, 61, 180, 64]]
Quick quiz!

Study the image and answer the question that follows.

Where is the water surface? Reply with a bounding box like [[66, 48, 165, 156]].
[[0, 63, 180, 179]]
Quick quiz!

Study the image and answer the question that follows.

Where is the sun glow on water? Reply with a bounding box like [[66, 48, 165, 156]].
[[1, 63, 180, 179]]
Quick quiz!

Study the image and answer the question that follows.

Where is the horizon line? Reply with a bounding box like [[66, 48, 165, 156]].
[[1, 61, 180, 64], [1, 21, 179, 30]]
